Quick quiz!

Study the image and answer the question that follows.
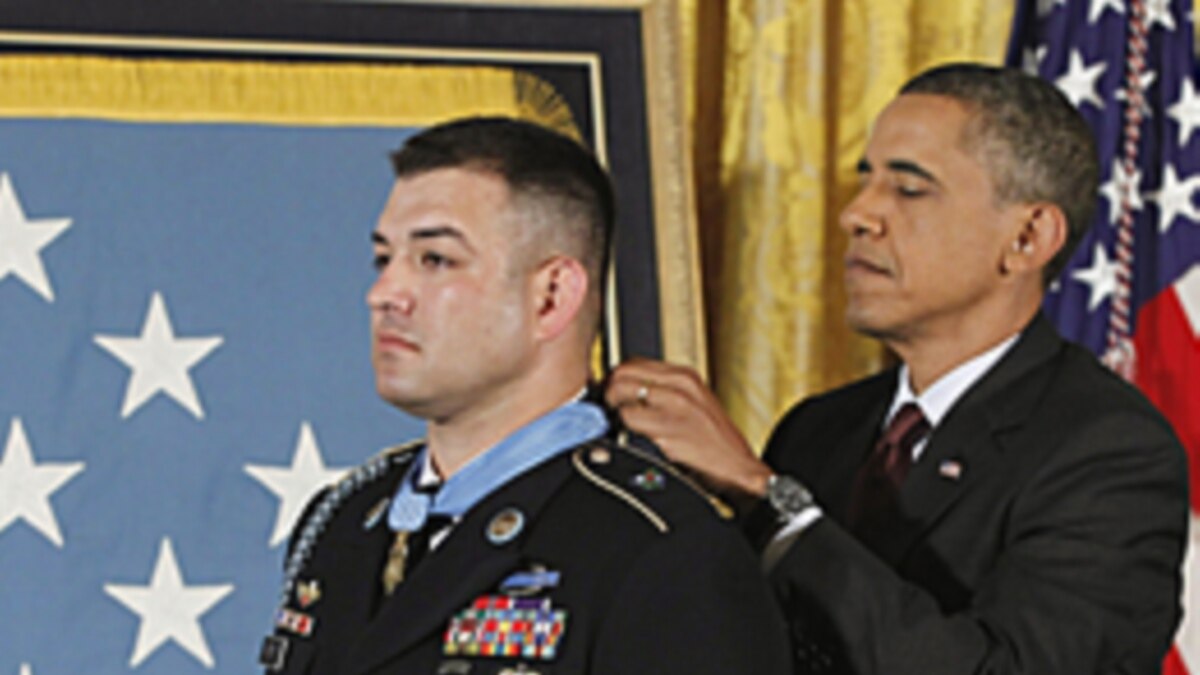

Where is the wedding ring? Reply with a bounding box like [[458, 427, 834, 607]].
[[635, 383, 651, 406]]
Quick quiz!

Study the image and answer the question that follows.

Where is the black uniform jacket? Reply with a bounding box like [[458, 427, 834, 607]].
[[263, 437, 791, 675], [762, 313, 1189, 674]]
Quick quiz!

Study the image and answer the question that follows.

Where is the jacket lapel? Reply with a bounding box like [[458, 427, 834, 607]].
[[864, 314, 1064, 565], [343, 449, 579, 675]]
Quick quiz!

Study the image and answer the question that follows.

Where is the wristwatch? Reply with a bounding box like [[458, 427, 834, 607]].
[[744, 473, 815, 551], [764, 473, 815, 522]]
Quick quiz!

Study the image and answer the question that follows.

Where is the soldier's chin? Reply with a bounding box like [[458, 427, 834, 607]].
[[379, 387, 447, 422], [378, 382, 423, 411]]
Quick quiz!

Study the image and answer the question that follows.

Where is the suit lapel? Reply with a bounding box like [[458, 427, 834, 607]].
[[343, 449, 579, 675], [862, 314, 1064, 565]]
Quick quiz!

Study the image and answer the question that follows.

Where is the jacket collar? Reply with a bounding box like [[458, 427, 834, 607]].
[[343, 445, 586, 674], [856, 313, 1065, 564]]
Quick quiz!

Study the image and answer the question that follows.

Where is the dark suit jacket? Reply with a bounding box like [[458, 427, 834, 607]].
[[763, 314, 1188, 674], [264, 437, 791, 674]]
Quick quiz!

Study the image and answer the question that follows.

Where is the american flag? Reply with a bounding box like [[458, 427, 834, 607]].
[[0, 105, 427, 671], [1006, 0, 1200, 672]]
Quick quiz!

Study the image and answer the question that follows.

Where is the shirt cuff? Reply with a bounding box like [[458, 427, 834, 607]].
[[761, 505, 822, 572]]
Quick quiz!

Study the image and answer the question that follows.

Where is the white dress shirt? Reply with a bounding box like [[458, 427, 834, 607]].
[[762, 334, 1020, 570]]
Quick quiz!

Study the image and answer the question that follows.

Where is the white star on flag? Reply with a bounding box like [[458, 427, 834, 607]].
[[1087, 0, 1123, 24], [0, 417, 84, 548], [1145, 165, 1200, 234], [1168, 79, 1200, 146], [246, 421, 350, 547], [1098, 160, 1145, 225], [0, 173, 71, 302], [1055, 50, 1107, 109], [1144, 0, 1177, 31], [104, 538, 234, 668], [94, 292, 224, 419], [19, 665, 31, 675], [1072, 242, 1120, 312]]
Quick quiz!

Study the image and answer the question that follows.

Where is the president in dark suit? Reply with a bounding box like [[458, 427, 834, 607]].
[[608, 63, 1188, 674], [260, 118, 790, 675]]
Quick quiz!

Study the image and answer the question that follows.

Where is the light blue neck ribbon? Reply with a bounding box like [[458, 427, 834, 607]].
[[387, 400, 609, 532]]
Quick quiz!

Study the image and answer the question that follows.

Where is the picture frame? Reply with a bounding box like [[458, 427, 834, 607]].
[[0, 0, 705, 372]]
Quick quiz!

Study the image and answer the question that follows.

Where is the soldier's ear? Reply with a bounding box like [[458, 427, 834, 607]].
[[531, 255, 589, 342], [1000, 202, 1066, 278]]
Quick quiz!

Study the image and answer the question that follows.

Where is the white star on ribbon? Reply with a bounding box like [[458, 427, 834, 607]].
[[1098, 160, 1145, 226], [246, 422, 350, 547], [104, 538, 234, 668], [0, 418, 84, 548], [1055, 50, 1107, 110], [1168, 79, 1200, 146], [1072, 243, 1120, 312], [94, 292, 223, 419], [1088, 0, 1124, 24], [0, 173, 71, 302], [1145, 165, 1200, 234], [19, 665, 32, 675], [1144, 0, 1177, 31]]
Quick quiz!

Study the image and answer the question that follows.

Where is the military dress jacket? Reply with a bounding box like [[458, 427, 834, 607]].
[[262, 436, 791, 675], [761, 313, 1188, 674]]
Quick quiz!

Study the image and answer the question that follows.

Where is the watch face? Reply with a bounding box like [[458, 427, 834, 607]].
[[770, 476, 812, 515]]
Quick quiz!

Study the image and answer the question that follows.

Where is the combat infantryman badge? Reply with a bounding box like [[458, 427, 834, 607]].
[[499, 565, 561, 597]]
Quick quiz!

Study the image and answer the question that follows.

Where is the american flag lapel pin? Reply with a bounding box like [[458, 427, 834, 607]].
[[938, 460, 964, 481]]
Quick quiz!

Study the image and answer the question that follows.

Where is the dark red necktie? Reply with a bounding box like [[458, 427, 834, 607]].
[[848, 403, 931, 530]]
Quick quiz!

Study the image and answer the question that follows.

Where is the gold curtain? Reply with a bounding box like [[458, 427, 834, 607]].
[[679, 0, 1015, 449]]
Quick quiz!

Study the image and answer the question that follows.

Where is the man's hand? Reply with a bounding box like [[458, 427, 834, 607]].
[[605, 359, 772, 503]]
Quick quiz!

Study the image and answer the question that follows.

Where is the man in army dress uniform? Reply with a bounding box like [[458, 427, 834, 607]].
[[260, 118, 790, 675]]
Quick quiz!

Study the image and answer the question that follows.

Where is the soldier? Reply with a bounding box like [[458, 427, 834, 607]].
[[260, 117, 790, 675]]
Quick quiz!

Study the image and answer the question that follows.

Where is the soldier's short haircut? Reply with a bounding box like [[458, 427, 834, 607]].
[[390, 117, 614, 301], [901, 63, 1100, 285]]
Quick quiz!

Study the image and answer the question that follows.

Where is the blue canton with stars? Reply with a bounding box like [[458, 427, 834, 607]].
[[1007, 0, 1200, 353], [0, 118, 425, 673]]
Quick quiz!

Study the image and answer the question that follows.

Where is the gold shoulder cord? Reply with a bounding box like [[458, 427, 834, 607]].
[[617, 441, 736, 520], [572, 448, 669, 534]]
